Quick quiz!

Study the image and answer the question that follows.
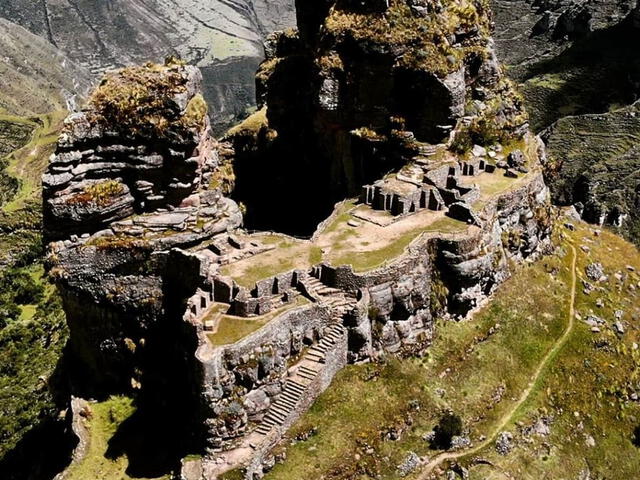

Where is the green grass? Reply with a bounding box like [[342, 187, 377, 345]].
[[264, 221, 634, 480], [208, 318, 270, 347], [221, 238, 311, 288], [330, 216, 466, 272], [449, 221, 640, 479], [1, 110, 66, 213], [65, 396, 169, 480], [207, 297, 309, 346], [322, 199, 359, 234]]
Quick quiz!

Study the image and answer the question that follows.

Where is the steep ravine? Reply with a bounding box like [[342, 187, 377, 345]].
[[491, 0, 640, 245]]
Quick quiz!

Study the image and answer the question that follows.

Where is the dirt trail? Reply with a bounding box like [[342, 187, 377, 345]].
[[416, 243, 578, 479]]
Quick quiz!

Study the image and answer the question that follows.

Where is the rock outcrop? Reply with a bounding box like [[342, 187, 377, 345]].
[[44, 3, 554, 479], [0, 0, 296, 131], [491, 0, 640, 245], [541, 101, 640, 243], [228, 0, 528, 235], [43, 59, 242, 390]]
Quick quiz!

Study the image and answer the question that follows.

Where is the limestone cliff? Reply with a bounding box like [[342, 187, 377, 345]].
[[491, 1, 640, 244], [0, 0, 296, 131], [42, 3, 554, 478]]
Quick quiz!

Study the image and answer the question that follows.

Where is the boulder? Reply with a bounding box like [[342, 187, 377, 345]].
[[495, 431, 514, 455], [585, 262, 605, 281]]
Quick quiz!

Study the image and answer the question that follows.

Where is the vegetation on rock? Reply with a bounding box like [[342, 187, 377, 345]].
[[325, 0, 492, 78], [432, 412, 464, 450], [87, 58, 204, 137], [263, 220, 640, 479], [67, 180, 125, 207]]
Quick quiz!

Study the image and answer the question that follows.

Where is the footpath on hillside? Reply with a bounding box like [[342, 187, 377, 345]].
[[417, 242, 578, 479]]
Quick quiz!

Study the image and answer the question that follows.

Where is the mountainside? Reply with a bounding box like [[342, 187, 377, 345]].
[[0, 18, 91, 116], [0, 1, 639, 480], [491, 0, 640, 245], [30, 1, 567, 479], [262, 217, 640, 480], [0, 0, 296, 130]]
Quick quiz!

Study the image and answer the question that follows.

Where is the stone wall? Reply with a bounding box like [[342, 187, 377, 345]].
[[183, 169, 551, 464], [243, 328, 347, 478], [185, 301, 333, 449]]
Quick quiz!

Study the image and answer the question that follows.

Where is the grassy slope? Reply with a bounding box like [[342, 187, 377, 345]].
[[64, 396, 170, 480], [1, 111, 67, 212], [0, 290, 68, 459], [261, 220, 640, 480], [0, 107, 69, 464]]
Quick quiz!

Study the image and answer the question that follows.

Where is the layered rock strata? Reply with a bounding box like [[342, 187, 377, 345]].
[[43, 60, 242, 390], [227, 0, 528, 235]]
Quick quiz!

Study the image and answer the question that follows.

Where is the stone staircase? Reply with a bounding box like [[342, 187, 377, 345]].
[[305, 323, 345, 363], [254, 322, 345, 436], [299, 274, 342, 298], [299, 273, 358, 315]]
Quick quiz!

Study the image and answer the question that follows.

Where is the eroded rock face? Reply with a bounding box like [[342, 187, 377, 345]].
[[491, 0, 640, 244], [43, 61, 242, 390], [541, 101, 640, 244]]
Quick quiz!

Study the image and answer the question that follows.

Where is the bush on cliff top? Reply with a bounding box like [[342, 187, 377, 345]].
[[67, 180, 125, 207], [325, 0, 492, 77], [87, 57, 205, 137]]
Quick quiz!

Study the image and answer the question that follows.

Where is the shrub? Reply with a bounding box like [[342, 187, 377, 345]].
[[67, 180, 124, 207], [633, 425, 640, 447], [432, 412, 463, 449], [0, 269, 44, 305]]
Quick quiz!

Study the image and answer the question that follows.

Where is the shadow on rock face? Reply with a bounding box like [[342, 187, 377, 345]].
[[104, 398, 193, 478]]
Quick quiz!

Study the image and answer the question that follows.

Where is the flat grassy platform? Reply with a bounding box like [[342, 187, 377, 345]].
[[64, 396, 171, 480], [221, 161, 533, 288], [207, 296, 310, 347]]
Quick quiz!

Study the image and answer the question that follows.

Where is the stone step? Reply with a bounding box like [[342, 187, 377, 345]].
[[265, 412, 286, 424], [288, 380, 306, 390], [281, 390, 301, 400], [299, 365, 319, 375], [297, 370, 316, 381], [261, 418, 277, 428], [279, 398, 297, 409], [256, 426, 272, 435], [297, 371, 317, 381], [280, 398, 298, 409], [265, 407, 286, 419], [306, 355, 325, 364], [271, 405, 290, 418], [264, 416, 283, 427], [279, 399, 298, 410], [318, 287, 341, 295], [265, 410, 285, 422]]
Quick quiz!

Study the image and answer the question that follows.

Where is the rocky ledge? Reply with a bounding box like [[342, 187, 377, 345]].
[[43, 59, 242, 391]]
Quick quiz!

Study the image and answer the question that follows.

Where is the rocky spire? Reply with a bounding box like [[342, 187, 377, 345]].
[[42, 59, 242, 390]]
